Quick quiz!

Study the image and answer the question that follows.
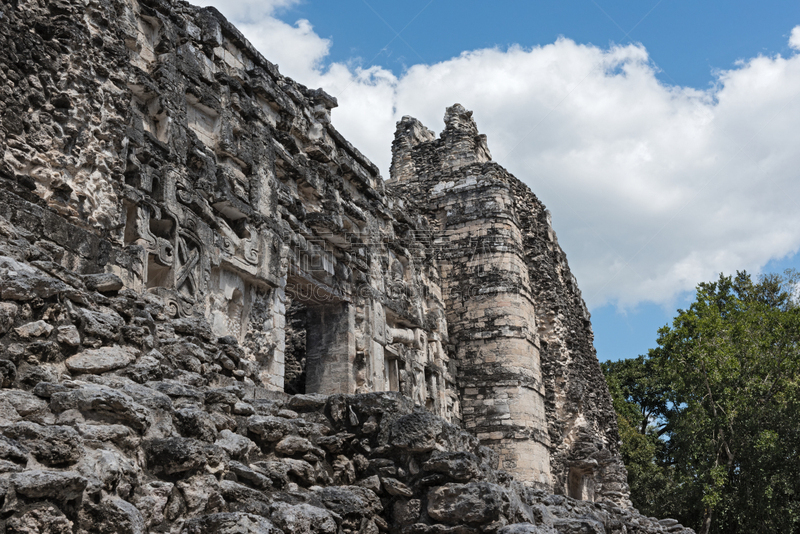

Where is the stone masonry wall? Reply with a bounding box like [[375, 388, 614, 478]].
[[0, 0, 458, 421], [387, 106, 627, 503], [0, 191, 687, 534], [511, 181, 629, 503], [388, 110, 551, 488]]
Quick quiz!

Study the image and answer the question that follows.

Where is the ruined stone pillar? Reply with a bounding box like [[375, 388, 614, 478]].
[[438, 181, 551, 488], [389, 105, 552, 488]]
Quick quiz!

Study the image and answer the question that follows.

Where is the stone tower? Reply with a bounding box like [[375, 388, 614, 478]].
[[389, 105, 628, 501]]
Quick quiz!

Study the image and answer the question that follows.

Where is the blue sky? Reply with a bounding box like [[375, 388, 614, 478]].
[[198, 0, 800, 362], [278, 1, 800, 88]]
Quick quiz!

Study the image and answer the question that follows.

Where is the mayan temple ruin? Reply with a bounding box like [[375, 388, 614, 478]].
[[0, 0, 694, 532]]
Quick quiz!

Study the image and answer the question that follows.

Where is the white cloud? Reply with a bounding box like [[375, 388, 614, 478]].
[[238, 17, 330, 82], [200, 5, 800, 310], [791, 26, 800, 50]]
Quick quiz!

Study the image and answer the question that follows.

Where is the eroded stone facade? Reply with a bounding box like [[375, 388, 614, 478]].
[[0, 0, 626, 514]]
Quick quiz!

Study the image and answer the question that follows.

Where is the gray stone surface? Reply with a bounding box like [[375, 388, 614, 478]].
[[83, 273, 124, 293], [56, 325, 81, 347], [14, 320, 53, 339], [50, 385, 151, 432], [270, 502, 338, 534], [144, 437, 227, 475], [183, 512, 283, 534], [427, 482, 508, 525], [5, 503, 74, 534], [11, 470, 88, 500], [0, 302, 17, 335], [65, 346, 139, 374], [2, 422, 82, 466]]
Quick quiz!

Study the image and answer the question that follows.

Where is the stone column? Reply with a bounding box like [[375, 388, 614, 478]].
[[388, 104, 553, 488], [439, 181, 552, 488]]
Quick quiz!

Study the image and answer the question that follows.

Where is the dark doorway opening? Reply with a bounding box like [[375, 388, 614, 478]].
[[568, 467, 595, 501], [283, 296, 307, 394]]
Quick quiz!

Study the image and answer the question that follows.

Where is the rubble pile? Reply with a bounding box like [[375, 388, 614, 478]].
[[0, 240, 691, 532]]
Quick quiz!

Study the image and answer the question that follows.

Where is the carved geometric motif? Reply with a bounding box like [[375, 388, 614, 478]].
[[175, 231, 201, 299], [125, 197, 209, 318]]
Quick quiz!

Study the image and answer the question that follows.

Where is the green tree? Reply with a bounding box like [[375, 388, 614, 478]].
[[605, 271, 800, 534], [602, 356, 677, 516]]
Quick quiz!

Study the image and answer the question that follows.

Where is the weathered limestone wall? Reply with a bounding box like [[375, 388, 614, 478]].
[[387, 106, 627, 502], [511, 181, 629, 503], [0, 0, 457, 421]]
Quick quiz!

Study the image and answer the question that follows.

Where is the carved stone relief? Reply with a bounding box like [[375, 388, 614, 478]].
[[175, 229, 202, 299], [122, 199, 210, 318]]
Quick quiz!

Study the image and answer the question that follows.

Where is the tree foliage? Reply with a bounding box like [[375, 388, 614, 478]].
[[603, 271, 800, 534]]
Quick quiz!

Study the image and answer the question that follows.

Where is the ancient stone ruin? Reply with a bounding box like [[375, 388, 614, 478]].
[[0, 0, 694, 532]]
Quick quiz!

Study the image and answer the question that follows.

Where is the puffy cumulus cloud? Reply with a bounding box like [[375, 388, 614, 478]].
[[195, 4, 800, 310], [791, 26, 800, 50], [313, 64, 399, 159], [237, 17, 330, 82], [320, 40, 800, 309], [194, 0, 299, 22]]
